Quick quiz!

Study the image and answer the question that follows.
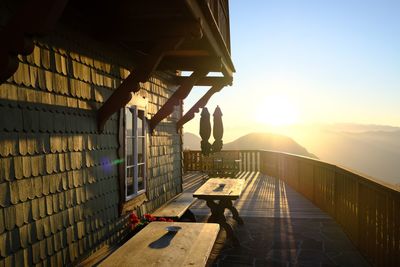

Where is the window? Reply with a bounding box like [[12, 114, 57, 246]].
[[125, 106, 146, 200]]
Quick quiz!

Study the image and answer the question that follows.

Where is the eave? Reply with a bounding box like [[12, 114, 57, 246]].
[[0, 0, 235, 133]]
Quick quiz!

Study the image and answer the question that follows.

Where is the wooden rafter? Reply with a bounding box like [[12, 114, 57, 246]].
[[176, 84, 224, 130], [0, 0, 68, 83], [158, 56, 223, 72], [97, 38, 184, 131], [149, 69, 208, 133], [184, 0, 235, 77], [174, 76, 232, 87], [96, 20, 203, 43]]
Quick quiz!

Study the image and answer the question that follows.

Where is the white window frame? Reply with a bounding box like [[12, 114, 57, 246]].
[[125, 106, 147, 201]]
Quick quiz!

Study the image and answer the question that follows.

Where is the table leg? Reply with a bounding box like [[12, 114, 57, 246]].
[[221, 199, 244, 225], [206, 200, 240, 246]]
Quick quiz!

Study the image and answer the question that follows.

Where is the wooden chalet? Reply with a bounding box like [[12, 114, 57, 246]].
[[0, 0, 234, 265]]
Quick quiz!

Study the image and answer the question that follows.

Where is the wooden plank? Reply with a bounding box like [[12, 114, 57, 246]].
[[152, 193, 195, 218], [99, 222, 219, 267], [174, 76, 232, 86], [193, 178, 244, 200]]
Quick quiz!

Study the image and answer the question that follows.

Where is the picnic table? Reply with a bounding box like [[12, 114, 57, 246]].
[[99, 222, 219, 267], [193, 178, 245, 245]]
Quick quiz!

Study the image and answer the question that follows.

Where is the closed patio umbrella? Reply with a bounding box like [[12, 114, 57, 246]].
[[212, 106, 223, 152], [199, 107, 212, 156]]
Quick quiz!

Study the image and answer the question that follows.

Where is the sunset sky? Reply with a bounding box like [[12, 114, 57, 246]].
[[183, 0, 400, 142]]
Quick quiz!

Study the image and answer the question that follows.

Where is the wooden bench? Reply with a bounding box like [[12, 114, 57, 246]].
[[152, 192, 196, 222]]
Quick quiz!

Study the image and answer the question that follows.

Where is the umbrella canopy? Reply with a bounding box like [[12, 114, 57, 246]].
[[199, 107, 212, 155], [212, 106, 223, 152]]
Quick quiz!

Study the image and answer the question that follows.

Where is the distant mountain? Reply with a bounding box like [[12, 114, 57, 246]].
[[183, 132, 316, 159], [290, 125, 400, 185], [224, 132, 317, 158], [316, 123, 400, 133], [183, 123, 400, 186], [183, 132, 201, 150]]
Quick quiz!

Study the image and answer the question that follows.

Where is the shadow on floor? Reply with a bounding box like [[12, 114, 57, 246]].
[[183, 172, 371, 267]]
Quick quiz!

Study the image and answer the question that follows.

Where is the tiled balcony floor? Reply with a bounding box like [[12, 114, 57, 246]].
[[183, 172, 371, 267]]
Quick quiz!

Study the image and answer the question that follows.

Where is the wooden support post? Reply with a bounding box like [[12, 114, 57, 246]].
[[176, 84, 224, 130], [97, 38, 184, 131], [149, 69, 208, 133]]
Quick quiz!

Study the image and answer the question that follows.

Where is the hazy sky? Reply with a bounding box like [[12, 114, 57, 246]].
[[183, 0, 400, 142]]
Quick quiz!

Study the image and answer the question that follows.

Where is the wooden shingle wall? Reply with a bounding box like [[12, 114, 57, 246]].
[[141, 76, 183, 215], [0, 32, 183, 265]]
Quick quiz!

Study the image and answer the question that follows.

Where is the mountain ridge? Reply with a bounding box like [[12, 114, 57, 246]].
[[183, 131, 316, 159]]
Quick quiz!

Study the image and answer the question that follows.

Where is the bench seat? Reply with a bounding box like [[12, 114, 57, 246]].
[[152, 192, 196, 221]]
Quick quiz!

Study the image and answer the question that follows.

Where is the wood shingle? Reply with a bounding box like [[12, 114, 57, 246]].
[[0, 209, 4, 234], [0, 24, 185, 266]]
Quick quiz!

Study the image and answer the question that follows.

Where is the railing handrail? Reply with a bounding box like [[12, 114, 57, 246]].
[[259, 149, 400, 194], [184, 149, 400, 193], [184, 149, 400, 266]]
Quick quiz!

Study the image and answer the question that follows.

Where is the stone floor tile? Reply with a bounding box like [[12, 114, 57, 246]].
[[297, 249, 335, 264], [267, 249, 299, 264], [329, 251, 371, 267], [300, 238, 323, 250]]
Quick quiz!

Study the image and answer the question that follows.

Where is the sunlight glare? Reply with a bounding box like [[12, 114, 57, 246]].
[[255, 95, 299, 126]]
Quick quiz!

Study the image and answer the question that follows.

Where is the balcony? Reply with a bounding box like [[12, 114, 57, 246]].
[[183, 150, 400, 267]]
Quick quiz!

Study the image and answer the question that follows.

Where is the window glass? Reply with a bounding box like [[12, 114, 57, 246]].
[[125, 107, 146, 200], [126, 138, 134, 166], [138, 164, 145, 191], [137, 111, 143, 136], [137, 137, 144, 163], [126, 167, 134, 196], [126, 109, 133, 137]]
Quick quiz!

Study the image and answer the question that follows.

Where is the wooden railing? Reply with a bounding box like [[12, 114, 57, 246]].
[[183, 150, 260, 173], [183, 150, 400, 267]]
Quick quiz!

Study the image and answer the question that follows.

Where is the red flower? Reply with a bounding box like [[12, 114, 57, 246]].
[[129, 212, 139, 224], [167, 219, 174, 222], [158, 218, 167, 222], [144, 214, 156, 222]]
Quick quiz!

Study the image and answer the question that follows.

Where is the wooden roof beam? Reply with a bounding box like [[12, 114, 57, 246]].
[[99, 20, 203, 42], [158, 56, 224, 72], [176, 84, 224, 130], [97, 38, 184, 131], [184, 0, 235, 78], [97, 19, 205, 131], [174, 76, 232, 87], [149, 69, 208, 133]]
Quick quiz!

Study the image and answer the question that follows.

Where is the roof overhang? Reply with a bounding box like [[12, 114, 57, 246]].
[[0, 0, 235, 132]]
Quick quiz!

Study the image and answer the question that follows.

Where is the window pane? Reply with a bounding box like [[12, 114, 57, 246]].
[[137, 112, 143, 136], [126, 167, 134, 196], [126, 109, 133, 136], [138, 137, 144, 163], [126, 138, 134, 166], [138, 164, 145, 191]]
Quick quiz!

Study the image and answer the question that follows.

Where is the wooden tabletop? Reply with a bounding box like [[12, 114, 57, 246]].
[[99, 222, 219, 267], [193, 178, 244, 200]]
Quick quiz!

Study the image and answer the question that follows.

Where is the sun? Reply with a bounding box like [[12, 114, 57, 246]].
[[255, 95, 299, 126]]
